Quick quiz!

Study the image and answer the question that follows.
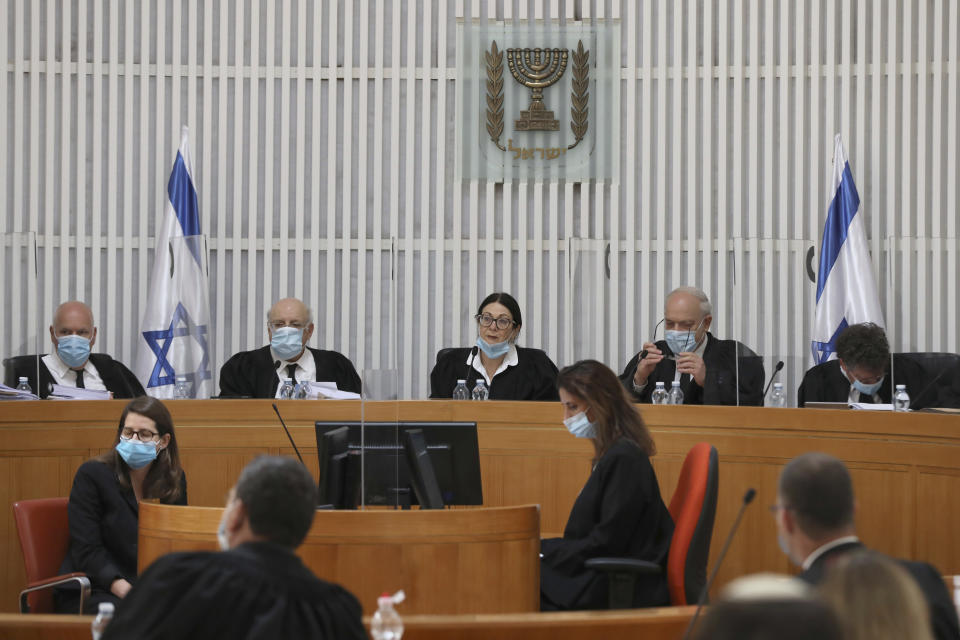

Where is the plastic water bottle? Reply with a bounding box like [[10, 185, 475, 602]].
[[651, 381, 669, 405], [15, 377, 32, 394], [278, 377, 295, 399], [294, 381, 310, 399], [452, 379, 470, 400], [768, 382, 787, 408], [371, 591, 405, 640], [471, 379, 489, 401], [668, 381, 684, 405], [174, 375, 190, 399], [893, 384, 910, 412], [91, 601, 114, 640]]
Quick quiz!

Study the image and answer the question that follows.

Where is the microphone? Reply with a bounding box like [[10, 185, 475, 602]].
[[271, 403, 305, 466], [639, 318, 666, 360], [682, 488, 757, 640], [463, 346, 479, 384], [762, 360, 785, 400]]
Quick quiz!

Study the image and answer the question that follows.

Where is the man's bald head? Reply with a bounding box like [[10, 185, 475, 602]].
[[49, 301, 97, 364], [664, 286, 713, 342]]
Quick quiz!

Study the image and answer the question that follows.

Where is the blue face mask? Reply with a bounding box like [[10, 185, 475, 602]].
[[851, 376, 884, 396], [563, 411, 596, 439], [57, 335, 91, 369], [271, 327, 305, 361], [665, 329, 699, 355], [476, 336, 511, 359], [116, 439, 159, 469]]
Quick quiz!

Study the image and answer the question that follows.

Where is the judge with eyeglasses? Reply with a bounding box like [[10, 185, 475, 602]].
[[218, 297, 361, 398], [429, 292, 559, 401], [55, 397, 187, 614], [619, 286, 765, 406]]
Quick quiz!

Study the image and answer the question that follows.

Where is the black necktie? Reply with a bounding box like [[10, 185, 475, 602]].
[[286, 364, 297, 382], [75, 369, 85, 388]]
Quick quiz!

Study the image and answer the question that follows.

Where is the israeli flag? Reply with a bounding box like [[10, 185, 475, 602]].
[[135, 126, 213, 398], [810, 134, 885, 365]]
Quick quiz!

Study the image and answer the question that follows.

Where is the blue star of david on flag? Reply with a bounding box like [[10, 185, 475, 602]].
[[143, 302, 211, 388], [811, 318, 848, 365]]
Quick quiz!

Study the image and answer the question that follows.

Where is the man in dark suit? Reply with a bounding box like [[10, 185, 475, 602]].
[[773, 452, 960, 640], [619, 286, 764, 405], [219, 297, 360, 398], [797, 322, 928, 406], [102, 456, 367, 639], [3, 301, 144, 398]]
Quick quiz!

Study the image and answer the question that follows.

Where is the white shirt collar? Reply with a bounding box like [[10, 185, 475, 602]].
[[273, 348, 316, 383], [468, 344, 519, 386], [801, 535, 860, 571], [42, 353, 105, 390]]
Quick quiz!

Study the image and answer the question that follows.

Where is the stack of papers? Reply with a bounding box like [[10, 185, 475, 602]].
[[849, 402, 895, 411], [307, 381, 361, 400], [0, 383, 39, 400], [48, 384, 112, 400]]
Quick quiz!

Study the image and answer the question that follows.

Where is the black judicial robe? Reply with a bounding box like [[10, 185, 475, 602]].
[[801, 541, 960, 640], [429, 346, 560, 401], [618, 333, 765, 406], [218, 345, 361, 398], [101, 541, 367, 640], [4, 353, 144, 399], [56, 460, 187, 614], [797, 355, 928, 407], [540, 438, 673, 610]]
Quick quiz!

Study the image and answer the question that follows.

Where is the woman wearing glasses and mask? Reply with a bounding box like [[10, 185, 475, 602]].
[[55, 396, 187, 614], [429, 292, 559, 401], [541, 360, 673, 610]]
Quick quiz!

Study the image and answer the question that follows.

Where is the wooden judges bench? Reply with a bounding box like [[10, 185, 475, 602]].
[[2, 400, 960, 617]]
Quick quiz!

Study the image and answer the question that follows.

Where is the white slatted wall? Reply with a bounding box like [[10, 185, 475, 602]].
[[1, 0, 958, 402]]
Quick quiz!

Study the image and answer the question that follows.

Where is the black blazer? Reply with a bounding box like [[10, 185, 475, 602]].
[[4, 353, 145, 399], [429, 346, 559, 401], [57, 459, 187, 612], [540, 439, 674, 610], [801, 541, 960, 640], [218, 345, 361, 398], [619, 333, 765, 406], [797, 355, 928, 407]]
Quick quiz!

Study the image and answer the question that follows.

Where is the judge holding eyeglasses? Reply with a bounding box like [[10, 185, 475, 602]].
[[429, 292, 559, 401], [619, 286, 765, 406]]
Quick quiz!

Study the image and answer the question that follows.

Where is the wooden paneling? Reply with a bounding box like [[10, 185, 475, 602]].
[[0, 608, 696, 640], [2, 399, 960, 614], [138, 502, 541, 616]]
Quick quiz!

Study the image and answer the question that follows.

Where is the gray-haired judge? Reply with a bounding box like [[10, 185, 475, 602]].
[[618, 286, 765, 406]]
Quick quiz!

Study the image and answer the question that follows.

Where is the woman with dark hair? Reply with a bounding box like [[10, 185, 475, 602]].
[[429, 292, 559, 400], [540, 360, 674, 610], [55, 396, 187, 614]]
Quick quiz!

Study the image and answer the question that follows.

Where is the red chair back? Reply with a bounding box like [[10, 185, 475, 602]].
[[665, 443, 719, 605], [13, 497, 71, 613]]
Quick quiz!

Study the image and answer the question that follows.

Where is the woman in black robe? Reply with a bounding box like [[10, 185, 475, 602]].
[[56, 397, 187, 614], [540, 360, 674, 610], [429, 291, 559, 401]]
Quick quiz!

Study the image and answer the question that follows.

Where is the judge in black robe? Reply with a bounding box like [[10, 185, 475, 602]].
[[4, 353, 144, 399], [619, 333, 765, 406], [429, 346, 559, 401], [541, 360, 673, 610], [797, 355, 928, 407], [101, 542, 366, 640], [219, 345, 361, 398], [103, 456, 367, 640]]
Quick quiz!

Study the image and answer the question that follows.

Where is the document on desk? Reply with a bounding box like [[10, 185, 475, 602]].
[[48, 384, 112, 400], [0, 383, 39, 400], [849, 402, 895, 411], [307, 381, 361, 400]]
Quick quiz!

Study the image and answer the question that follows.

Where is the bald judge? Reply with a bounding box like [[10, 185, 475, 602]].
[[219, 298, 361, 398], [4, 301, 145, 399]]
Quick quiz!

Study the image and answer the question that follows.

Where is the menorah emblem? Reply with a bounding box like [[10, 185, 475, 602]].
[[505, 47, 569, 131]]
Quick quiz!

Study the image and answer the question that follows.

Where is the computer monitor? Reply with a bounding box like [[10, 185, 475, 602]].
[[316, 426, 361, 509], [314, 421, 483, 507]]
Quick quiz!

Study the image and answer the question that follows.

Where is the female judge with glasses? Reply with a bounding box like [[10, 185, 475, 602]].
[[429, 292, 560, 401], [55, 396, 187, 614]]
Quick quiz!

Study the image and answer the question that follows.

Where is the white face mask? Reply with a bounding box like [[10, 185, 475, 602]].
[[216, 504, 231, 551], [563, 411, 596, 439]]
